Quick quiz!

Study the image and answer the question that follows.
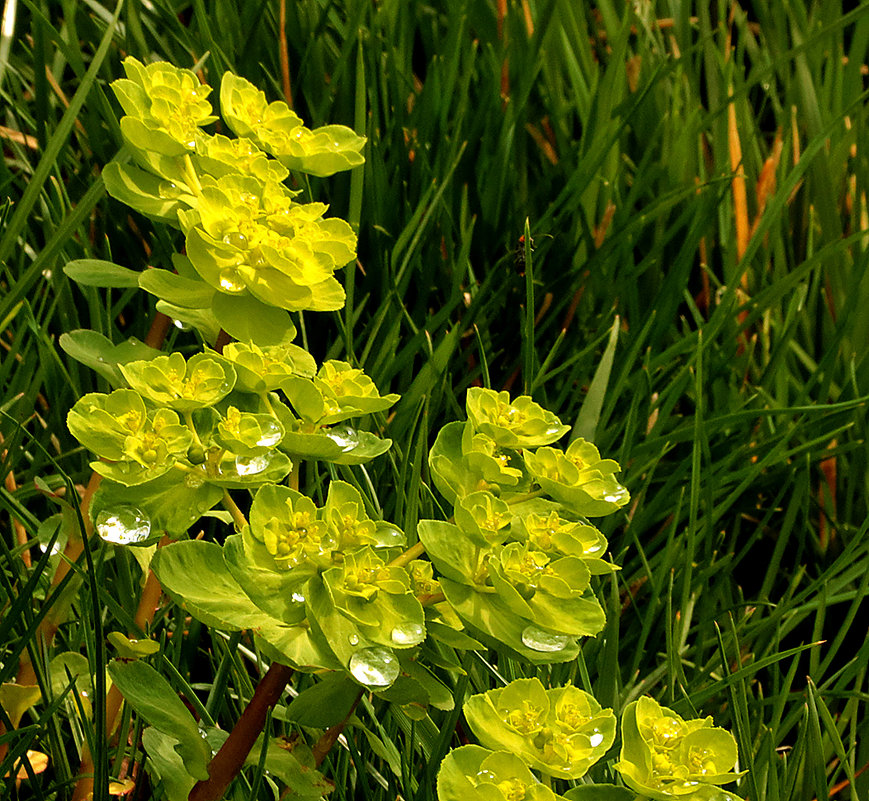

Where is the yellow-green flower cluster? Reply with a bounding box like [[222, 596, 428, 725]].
[[615, 697, 744, 800], [105, 57, 364, 319], [464, 678, 616, 780], [220, 73, 366, 177], [113, 58, 216, 154]]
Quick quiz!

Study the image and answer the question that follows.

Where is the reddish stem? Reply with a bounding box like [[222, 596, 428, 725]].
[[188, 662, 294, 801]]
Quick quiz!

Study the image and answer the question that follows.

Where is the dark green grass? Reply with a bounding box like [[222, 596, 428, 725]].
[[2, 1, 869, 799]]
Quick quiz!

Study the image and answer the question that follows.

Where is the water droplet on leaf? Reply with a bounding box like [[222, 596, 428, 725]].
[[374, 524, 405, 548], [348, 633, 360, 646], [291, 592, 305, 604], [255, 419, 283, 448], [235, 454, 271, 476], [520, 624, 569, 653], [589, 731, 604, 748], [222, 231, 248, 249], [158, 181, 179, 198], [184, 471, 206, 488], [324, 424, 359, 452], [96, 507, 151, 545], [348, 646, 399, 687], [391, 622, 424, 647], [218, 268, 246, 293]]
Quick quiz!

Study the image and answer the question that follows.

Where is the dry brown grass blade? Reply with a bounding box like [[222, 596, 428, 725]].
[[1, 441, 30, 568], [818, 439, 838, 552], [279, 0, 293, 108], [728, 89, 750, 266], [497, 0, 509, 101], [749, 129, 784, 240], [525, 122, 558, 165]]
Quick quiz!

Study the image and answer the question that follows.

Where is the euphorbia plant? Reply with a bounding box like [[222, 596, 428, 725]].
[[39, 57, 749, 801]]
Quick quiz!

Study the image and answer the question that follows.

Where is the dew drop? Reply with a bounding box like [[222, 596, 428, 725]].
[[348, 633, 360, 646], [222, 231, 248, 249], [520, 624, 569, 653], [390, 622, 424, 647], [158, 181, 179, 198], [218, 268, 246, 293], [603, 487, 629, 505], [374, 524, 405, 548], [348, 646, 399, 687], [324, 424, 359, 452], [255, 419, 283, 448], [589, 731, 604, 748], [332, 140, 340, 148], [96, 507, 151, 545], [475, 769, 497, 783], [235, 453, 271, 476], [184, 471, 206, 488], [172, 318, 192, 331], [291, 591, 306, 603]]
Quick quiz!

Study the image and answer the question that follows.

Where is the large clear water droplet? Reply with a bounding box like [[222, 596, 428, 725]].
[[603, 487, 629, 505], [158, 181, 179, 199], [172, 318, 192, 332], [324, 424, 359, 452], [374, 524, 405, 548], [391, 622, 424, 647], [235, 453, 271, 476], [348, 633, 360, 646], [520, 624, 569, 653], [589, 731, 604, 748], [218, 268, 246, 293], [476, 769, 497, 783], [291, 592, 306, 604], [255, 419, 283, 448], [222, 231, 248, 249], [96, 507, 151, 545], [348, 646, 399, 687]]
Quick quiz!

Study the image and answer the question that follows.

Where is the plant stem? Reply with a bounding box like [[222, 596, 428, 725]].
[[388, 541, 425, 568], [309, 688, 364, 770], [222, 490, 249, 531], [189, 662, 294, 801]]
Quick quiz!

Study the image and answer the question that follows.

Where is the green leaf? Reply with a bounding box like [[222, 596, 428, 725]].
[[0, 682, 42, 728], [285, 673, 361, 728], [90, 469, 222, 536], [59, 330, 162, 387], [245, 736, 334, 799], [151, 540, 281, 631], [211, 291, 298, 346], [102, 161, 186, 223], [155, 300, 221, 344], [64, 259, 140, 288], [563, 785, 637, 801], [107, 660, 210, 780], [139, 269, 216, 308], [439, 578, 581, 665], [107, 632, 160, 659], [223, 532, 308, 624], [141, 728, 197, 801]]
